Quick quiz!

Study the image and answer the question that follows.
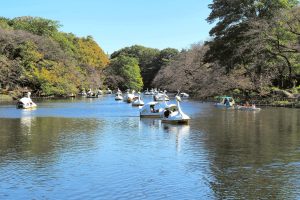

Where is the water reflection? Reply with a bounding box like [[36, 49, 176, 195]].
[[0, 117, 103, 159], [0, 99, 299, 199], [162, 124, 190, 152], [191, 107, 300, 199], [20, 109, 36, 135]]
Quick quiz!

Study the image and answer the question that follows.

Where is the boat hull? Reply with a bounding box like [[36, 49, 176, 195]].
[[132, 104, 144, 106], [140, 114, 162, 118], [161, 119, 190, 124], [16, 104, 37, 109]]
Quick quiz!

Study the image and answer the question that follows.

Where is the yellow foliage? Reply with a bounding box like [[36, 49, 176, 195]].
[[76, 37, 109, 68]]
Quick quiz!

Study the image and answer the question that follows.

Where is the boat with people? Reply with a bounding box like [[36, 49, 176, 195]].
[[16, 92, 37, 109], [87, 89, 99, 98], [215, 96, 235, 108], [161, 96, 190, 124], [235, 105, 261, 111], [235, 101, 261, 111], [140, 100, 178, 118], [140, 102, 165, 118], [132, 93, 144, 106]]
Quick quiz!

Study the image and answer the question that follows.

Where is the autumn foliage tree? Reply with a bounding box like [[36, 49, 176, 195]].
[[0, 16, 109, 96]]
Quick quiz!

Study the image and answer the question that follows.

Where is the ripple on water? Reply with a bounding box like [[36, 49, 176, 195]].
[[0, 97, 299, 199]]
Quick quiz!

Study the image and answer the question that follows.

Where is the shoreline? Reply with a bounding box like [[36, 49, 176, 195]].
[[1, 94, 299, 108]]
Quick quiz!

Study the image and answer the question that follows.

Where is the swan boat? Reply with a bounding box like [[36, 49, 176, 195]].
[[154, 91, 169, 101], [16, 92, 37, 109], [180, 92, 189, 98], [139, 100, 177, 118], [144, 89, 151, 95], [161, 96, 190, 124], [114, 88, 123, 100], [115, 93, 123, 100], [124, 90, 135, 103], [106, 88, 112, 94], [86, 89, 99, 98], [132, 94, 144, 106]]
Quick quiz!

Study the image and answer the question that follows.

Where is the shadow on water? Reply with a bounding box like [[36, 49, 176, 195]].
[[190, 106, 300, 199]]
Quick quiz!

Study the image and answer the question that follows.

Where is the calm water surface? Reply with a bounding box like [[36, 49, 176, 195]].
[[0, 96, 299, 199]]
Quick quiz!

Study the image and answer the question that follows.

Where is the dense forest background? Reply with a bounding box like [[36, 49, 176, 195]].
[[1, 0, 300, 99]]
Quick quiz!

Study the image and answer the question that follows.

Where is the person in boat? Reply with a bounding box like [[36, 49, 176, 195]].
[[150, 104, 155, 113], [224, 98, 228, 105], [244, 101, 250, 107], [164, 108, 171, 118]]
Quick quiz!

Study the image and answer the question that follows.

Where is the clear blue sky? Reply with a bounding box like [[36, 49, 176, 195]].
[[1, 0, 213, 53]]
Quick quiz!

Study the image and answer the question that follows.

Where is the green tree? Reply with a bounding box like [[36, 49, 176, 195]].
[[205, 0, 298, 72], [205, 0, 299, 92], [9, 16, 60, 36], [110, 45, 178, 88], [106, 55, 143, 91]]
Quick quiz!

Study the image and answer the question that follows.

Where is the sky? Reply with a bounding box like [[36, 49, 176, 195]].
[[1, 0, 213, 53]]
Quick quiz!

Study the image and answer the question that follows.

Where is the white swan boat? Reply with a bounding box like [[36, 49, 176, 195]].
[[16, 92, 37, 109], [132, 94, 144, 106], [154, 91, 169, 101], [86, 89, 99, 98], [106, 88, 112, 94], [140, 102, 165, 118], [180, 92, 189, 98], [124, 90, 135, 103], [139, 100, 177, 118], [144, 89, 151, 95], [162, 96, 190, 124], [215, 96, 235, 108], [97, 89, 103, 95], [78, 90, 87, 97], [115, 93, 123, 101]]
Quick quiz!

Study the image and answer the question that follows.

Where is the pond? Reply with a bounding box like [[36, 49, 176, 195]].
[[0, 96, 299, 199]]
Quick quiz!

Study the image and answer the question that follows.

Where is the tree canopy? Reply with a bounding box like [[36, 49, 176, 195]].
[[0, 16, 109, 97], [105, 55, 143, 91], [204, 0, 300, 94], [110, 45, 179, 88]]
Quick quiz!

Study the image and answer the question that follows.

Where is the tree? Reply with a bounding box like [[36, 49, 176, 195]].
[[205, 0, 299, 93], [105, 55, 143, 91], [9, 16, 61, 36], [153, 43, 253, 97], [205, 0, 298, 72], [110, 45, 179, 88]]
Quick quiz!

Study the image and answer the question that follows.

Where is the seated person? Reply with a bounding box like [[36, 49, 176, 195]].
[[150, 105, 155, 113], [164, 109, 171, 118], [244, 101, 250, 107]]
